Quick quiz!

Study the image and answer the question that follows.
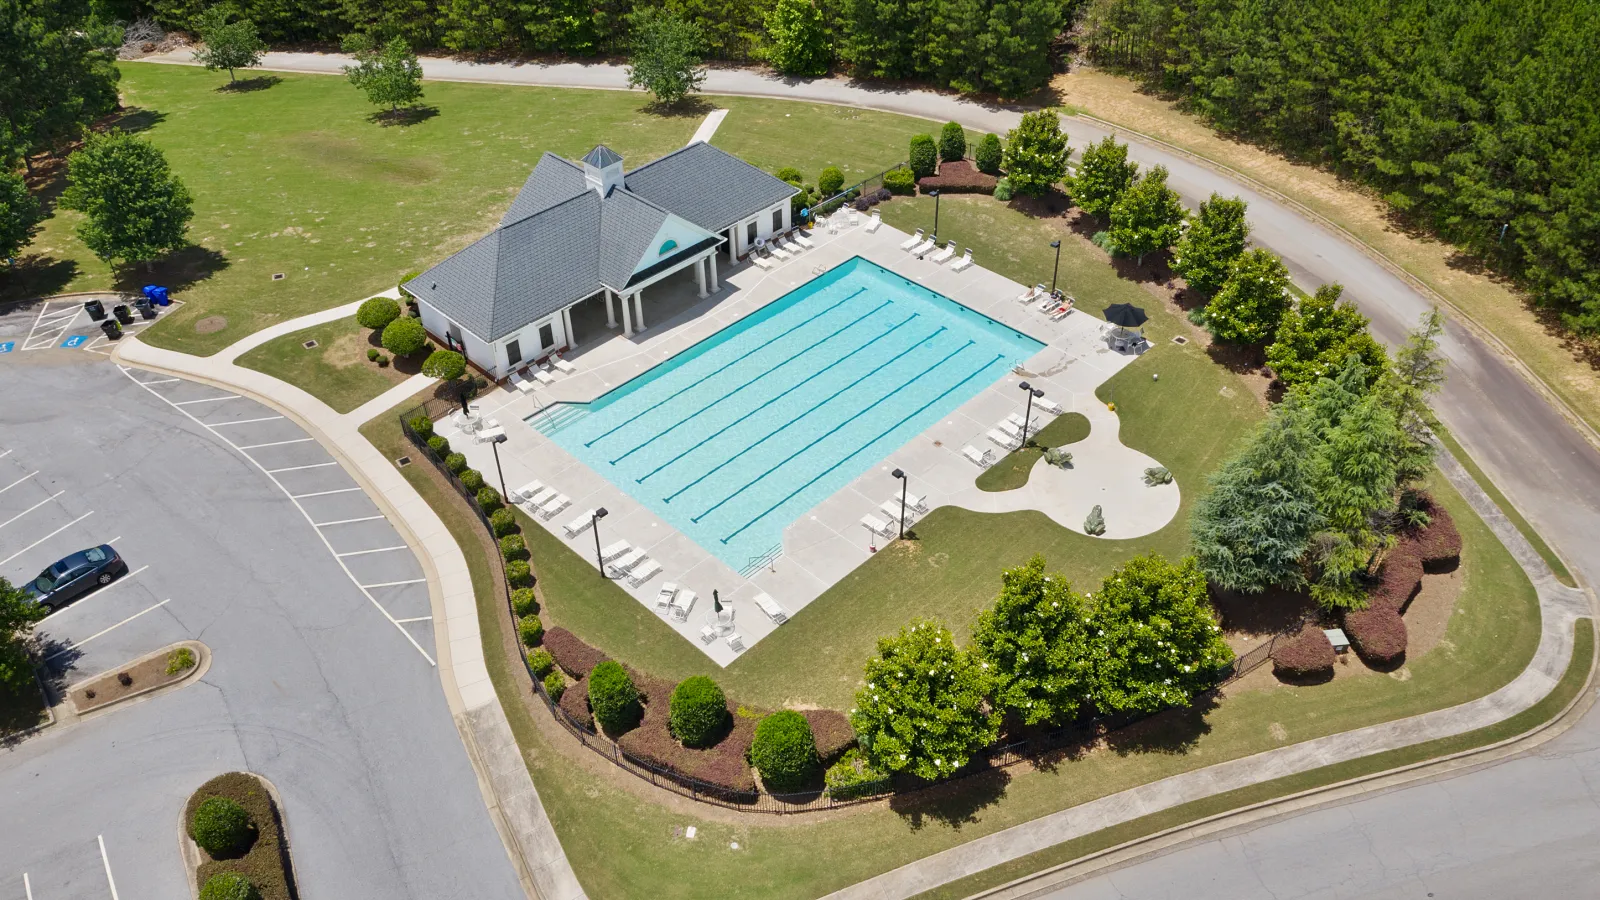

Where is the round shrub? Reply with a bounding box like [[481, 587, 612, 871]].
[[500, 534, 527, 561], [882, 167, 916, 195], [511, 587, 539, 617], [667, 676, 729, 747], [909, 133, 937, 177], [426, 434, 450, 457], [189, 796, 256, 858], [199, 873, 259, 900], [938, 121, 966, 162], [993, 176, 1013, 201], [445, 452, 468, 474], [774, 166, 804, 185], [1344, 608, 1407, 666], [587, 660, 640, 734], [751, 710, 820, 792], [476, 485, 502, 513], [357, 296, 401, 330], [874, 187, 892, 202], [407, 414, 434, 439], [853, 196, 871, 212], [1270, 626, 1336, 678], [527, 647, 555, 677], [421, 349, 466, 381], [489, 506, 518, 537], [459, 469, 484, 492], [543, 669, 566, 701], [818, 165, 844, 197], [518, 614, 544, 647], [974, 132, 1003, 174], [375, 354, 389, 367], [366, 347, 381, 362], [381, 316, 427, 357], [505, 559, 533, 588]]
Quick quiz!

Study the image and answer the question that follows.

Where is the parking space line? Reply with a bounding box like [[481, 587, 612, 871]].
[[206, 415, 284, 427], [0, 511, 94, 567], [173, 395, 240, 406], [117, 367, 436, 666], [236, 438, 315, 450], [22, 872, 32, 900], [0, 448, 12, 459], [394, 616, 432, 623], [361, 579, 425, 589], [98, 835, 120, 900], [137, 377, 180, 386], [37, 565, 150, 624], [292, 487, 361, 499], [44, 599, 170, 662], [313, 515, 384, 527], [0, 471, 38, 494], [336, 545, 407, 557], [266, 461, 338, 473], [0, 491, 65, 531]]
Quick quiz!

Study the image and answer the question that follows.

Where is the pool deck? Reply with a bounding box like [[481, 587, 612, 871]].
[[443, 215, 1178, 666]]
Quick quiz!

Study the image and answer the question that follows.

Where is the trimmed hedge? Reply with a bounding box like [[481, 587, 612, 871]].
[[500, 534, 528, 561], [1344, 607, 1408, 666], [489, 507, 518, 537], [518, 614, 544, 647], [557, 675, 593, 728], [191, 796, 256, 858], [511, 587, 539, 617], [818, 165, 844, 197], [588, 661, 642, 735], [750, 710, 820, 792], [426, 434, 450, 457], [444, 452, 467, 474], [543, 670, 566, 702], [800, 708, 856, 761], [1414, 502, 1462, 573], [1370, 544, 1424, 612], [909, 134, 937, 177], [975, 133, 1003, 174], [185, 773, 293, 900], [1270, 626, 1336, 677], [882, 167, 916, 195], [668, 676, 729, 747], [459, 469, 484, 493], [476, 486, 503, 513], [938, 121, 966, 162], [505, 559, 533, 588], [356, 296, 401, 330], [527, 647, 555, 678], [381, 316, 427, 357], [199, 873, 259, 900], [544, 627, 608, 678], [917, 158, 997, 194]]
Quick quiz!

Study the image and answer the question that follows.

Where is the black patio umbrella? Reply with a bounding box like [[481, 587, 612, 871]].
[[1104, 303, 1149, 328], [713, 590, 723, 614]]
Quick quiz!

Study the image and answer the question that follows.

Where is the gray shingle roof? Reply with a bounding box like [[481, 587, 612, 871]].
[[500, 153, 587, 227], [598, 189, 670, 290], [625, 141, 799, 233]]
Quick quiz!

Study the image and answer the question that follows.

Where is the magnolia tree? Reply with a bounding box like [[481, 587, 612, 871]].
[[850, 619, 999, 781], [1069, 136, 1138, 220], [1266, 283, 1387, 388], [1172, 194, 1248, 297], [1202, 248, 1292, 344], [1088, 555, 1233, 715], [970, 555, 1094, 727], [1001, 110, 1069, 197], [1107, 165, 1187, 264]]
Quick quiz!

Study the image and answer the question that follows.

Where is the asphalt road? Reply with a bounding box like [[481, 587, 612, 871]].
[[0, 354, 521, 899]]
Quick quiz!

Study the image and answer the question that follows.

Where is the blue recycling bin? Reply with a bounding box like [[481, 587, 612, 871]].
[[142, 285, 170, 306]]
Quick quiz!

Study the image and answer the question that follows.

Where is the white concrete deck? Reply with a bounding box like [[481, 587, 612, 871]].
[[444, 215, 1176, 666]]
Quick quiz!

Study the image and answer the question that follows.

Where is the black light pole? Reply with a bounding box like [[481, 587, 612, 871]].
[[891, 468, 908, 539], [1018, 381, 1044, 446], [489, 433, 509, 500], [591, 508, 609, 577], [930, 190, 941, 240], [1049, 240, 1062, 294]]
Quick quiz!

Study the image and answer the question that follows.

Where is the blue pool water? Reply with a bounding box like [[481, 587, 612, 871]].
[[530, 257, 1043, 569]]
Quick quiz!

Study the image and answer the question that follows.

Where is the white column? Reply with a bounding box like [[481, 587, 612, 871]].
[[620, 291, 634, 337], [561, 306, 575, 348], [709, 254, 719, 292], [633, 290, 645, 330], [695, 255, 708, 298], [605, 289, 617, 328], [728, 229, 736, 261]]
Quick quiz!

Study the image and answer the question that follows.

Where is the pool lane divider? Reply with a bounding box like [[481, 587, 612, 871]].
[[720, 351, 1004, 543], [607, 297, 895, 465], [583, 286, 868, 448], [663, 324, 948, 503], [693, 339, 977, 525], [638, 313, 924, 486]]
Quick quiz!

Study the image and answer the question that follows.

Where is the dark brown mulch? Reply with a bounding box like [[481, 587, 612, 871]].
[[186, 772, 297, 900], [617, 692, 758, 795], [544, 627, 608, 679], [71, 650, 189, 713], [801, 709, 857, 762], [918, 159, 998, 194]]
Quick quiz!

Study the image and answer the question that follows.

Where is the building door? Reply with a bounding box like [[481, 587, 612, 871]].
[[506, 339, 521, 367], [447, 321, 463, 351], [746, 220, 757, 249]]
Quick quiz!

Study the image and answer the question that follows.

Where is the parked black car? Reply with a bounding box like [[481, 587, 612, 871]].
[[22, 545, 128, 613]]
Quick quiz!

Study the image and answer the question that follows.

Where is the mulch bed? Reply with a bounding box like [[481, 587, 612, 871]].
[[186, 772, 297, 900], [71, 645, 196, 714], [917, 159, 998, 194]]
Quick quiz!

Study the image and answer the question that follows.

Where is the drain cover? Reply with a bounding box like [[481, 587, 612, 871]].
[[303, 339, 318, 349], [1171, 335, 1189, 345], [395, 456, 411, 467], [272, 273, 285, 281]]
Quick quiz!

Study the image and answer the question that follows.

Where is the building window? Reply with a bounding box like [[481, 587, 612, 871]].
[[746, 220, 757, 246], [659, 239, 678, 256], [538, 322, 555, 350], [772, 208, 783, 232], [506, 339, 522, 366]]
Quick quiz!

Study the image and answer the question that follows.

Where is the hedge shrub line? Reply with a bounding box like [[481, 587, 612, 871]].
[[1412, 499, 1462, 573], [184, 773, 294, 900], [511, 587, 539, 617], [557, 675, 593, 728]]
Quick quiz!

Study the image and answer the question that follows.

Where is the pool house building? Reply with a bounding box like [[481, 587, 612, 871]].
[[402, 142, 799, 378]]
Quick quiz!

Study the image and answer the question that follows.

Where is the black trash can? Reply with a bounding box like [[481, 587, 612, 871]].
[[100, 319, 122, 340], [84, 299, 106, 321], [135, 299, 156, 320], [112, 304, 133, 325]]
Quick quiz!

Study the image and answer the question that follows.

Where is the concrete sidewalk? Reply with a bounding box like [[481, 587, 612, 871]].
[[109, 331, 586, 900]]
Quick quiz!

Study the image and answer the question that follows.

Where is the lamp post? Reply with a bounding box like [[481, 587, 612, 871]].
[[891, 468, 908, 540], [591, 508, 609, 577], [930, 190, 941, 240], [488, 432, 508, 501], [1049, 240, 1062, 294], [1018, 381, 1044, 446]]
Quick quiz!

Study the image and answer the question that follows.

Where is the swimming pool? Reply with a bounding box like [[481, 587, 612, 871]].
[[531, 257, 1043, 569]]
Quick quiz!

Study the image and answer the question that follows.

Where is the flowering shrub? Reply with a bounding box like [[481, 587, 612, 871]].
[[1270, 626, 1335, 677], [1089, 554, 1234, 714], [971, 555, 1094, 727]]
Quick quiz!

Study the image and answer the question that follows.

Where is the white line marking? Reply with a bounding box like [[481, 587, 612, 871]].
[[23, 872, 32, 900], [313, 515, 384, 527], [336, 544, 407, 557], [40, 307, 80, 323], [0, 511, 94, 567], [394, 616, 432, 623], [236, 437, 315, 450], [0, 491, 66, 531], [0, 471, 39, 495], [266, 461, 339, 473], [207, 415, 285, 427], [292, 487, 361, 498], [45, 599, 171, 662], [173, 394, 240, 405], [98, 834, 121, 900], [361, 578, 425, 589], [0, 448, 12, 459], [137, 377, 180, 386], [117, 366, 435, 665], [37, 565, 150, 624]]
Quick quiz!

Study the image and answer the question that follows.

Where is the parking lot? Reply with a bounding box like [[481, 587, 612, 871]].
[[0, 295, 176, 358], [0, 357, 521, 899]]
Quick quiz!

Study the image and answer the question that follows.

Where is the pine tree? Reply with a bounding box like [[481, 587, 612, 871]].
[[1383, 308, 1447, 485], [970, 556, 1094, 727], [1069, 135, 1139, 220], [1172, 193, 1248, 297], [1001, 109, 1069, 196], [1202, 248, 1292, 344], [1107, 164, 1187, 264]]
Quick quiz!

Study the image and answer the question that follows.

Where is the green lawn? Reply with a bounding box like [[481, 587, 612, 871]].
[[976, 411, 1092, 492], [236, 315, 419, 413], [6, 65, 943, 356]]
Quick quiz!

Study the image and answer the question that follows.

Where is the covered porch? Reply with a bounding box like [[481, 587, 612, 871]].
[[566, 248, 722, 348]]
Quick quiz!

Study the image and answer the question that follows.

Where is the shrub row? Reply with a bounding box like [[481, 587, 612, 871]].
[[1270, 625, 1336, 677], [800, 708, 856, 761], [185, 773, 294, 900], [1343, 607, 1408, 666], [916, 158, 998, 194], [1369, 543, 1424, 613], [557, 675, 593, 729], [616, 668, 758, 795], [850, 187, 894, 212]]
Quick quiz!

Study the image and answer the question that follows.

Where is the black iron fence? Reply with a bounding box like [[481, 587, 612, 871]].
[[811, 161, 908, 219]]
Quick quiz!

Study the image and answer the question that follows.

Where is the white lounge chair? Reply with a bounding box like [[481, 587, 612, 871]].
[[538, 493, 570, 518], [860, 514, 894, 537], [553, 358, 577, 374], [609, 547, 647, 572], [911, 238, 937, 258], [949, 249, 973, 272], [514, 480, 545, 502], [508, 370, 538, 395], [700, 625, 718, 644], [562, 508, 596, 537], [1006, 412, 1041, 430], [1017, 284, 1045, 304], [670, 590, 697, 621], [930, 241, 957, 264], [880, 499, 915, 525], [475, 425, 506, 444], [726, 632, 745, 653], [532, 367, 556, 385], [600, 540, 630, 563], [793, 232, 816, 249], [655, 582, 679, 613], [628, 559, 662, 587], [998, 420, 1022, 439], [768, 243, 793, 260], [1049, 305, 1074, 321], [900, 229, 925, 251], [751, 253, 774, 270], [1037, 292, 1062, 312], [754, 593, 788, 624], [962, 444, 995, 467], [1037, 397, 1065, 416], [527, 486, 557, 508], [849, 208, 861, 226], [865, 210, 882, 233], [988, 429, 1021, 450]]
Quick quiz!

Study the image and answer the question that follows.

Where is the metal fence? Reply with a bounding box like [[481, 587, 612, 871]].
[[811, 161, 908, 219]]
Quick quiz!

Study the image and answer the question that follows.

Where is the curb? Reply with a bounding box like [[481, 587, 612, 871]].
[[178, 771, 302, 899], [67, 640, 211, 721]]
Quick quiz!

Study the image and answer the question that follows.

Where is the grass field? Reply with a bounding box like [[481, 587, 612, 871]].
[[236, 315, 419, 412], [975, 411, 1092, 492]]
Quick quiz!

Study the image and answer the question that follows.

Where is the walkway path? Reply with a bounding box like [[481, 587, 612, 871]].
[[688, 108, 728, 145]]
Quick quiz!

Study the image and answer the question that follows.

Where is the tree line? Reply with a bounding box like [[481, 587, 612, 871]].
[[1081, 0, 1600, 335]]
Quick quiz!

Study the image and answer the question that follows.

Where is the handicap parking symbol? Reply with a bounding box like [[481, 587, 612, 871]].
[[60, 334, 86, 348], [0, 341, 13, 353]]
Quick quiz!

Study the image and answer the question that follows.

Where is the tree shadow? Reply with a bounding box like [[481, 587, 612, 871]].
[[1210, 585, 1317, 637], [889, 766, 1012, 831], [111, 107, 167, 135], [640, 96, 716, 119], [1102, 692, 1220, 756], [218, 75, 283, 94], [368, 105, 441, 128], [1273, 666, 1335, 687], [1204, 339, 1265, 376], [0, 256, 79, 304], [110, 244, 229, 294]]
